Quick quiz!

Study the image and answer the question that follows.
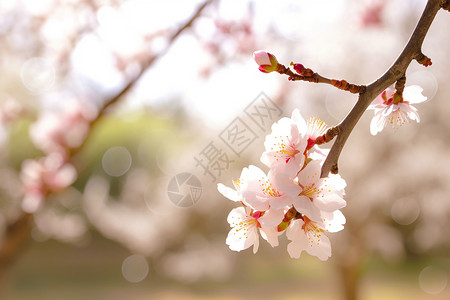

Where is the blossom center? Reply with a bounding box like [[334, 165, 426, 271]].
[[301, 183, 319, 199], [302, 216, 325, 246], [234, 218, 257, 236], [259, 179, 281, 197]]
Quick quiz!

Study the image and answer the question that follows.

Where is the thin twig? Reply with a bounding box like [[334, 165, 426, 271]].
[[277, 64, 366, 94]]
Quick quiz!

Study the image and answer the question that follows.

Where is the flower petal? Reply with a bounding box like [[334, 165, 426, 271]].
[[217, 183, 241, 202], [403, 85, 427, 104], [259, 208, 285, 227]]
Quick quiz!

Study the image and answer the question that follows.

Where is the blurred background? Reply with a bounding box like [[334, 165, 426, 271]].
[[0, 0, 450, 299]]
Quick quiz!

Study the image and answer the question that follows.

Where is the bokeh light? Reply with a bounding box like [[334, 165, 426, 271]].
[[391, 197, 420, 225], [102, 146, 132, 177], [121, 254, 149, 283], [20, 57, 55, 94], [418, 265, 448, 295]]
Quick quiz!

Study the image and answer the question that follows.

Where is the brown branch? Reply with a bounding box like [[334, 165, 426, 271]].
[[0, 213, 33, 279], [321, 0, 443, 177]]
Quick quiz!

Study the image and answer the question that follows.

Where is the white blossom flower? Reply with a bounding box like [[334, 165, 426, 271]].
[[261, 109, 308, 177], [217, 165, 300, 212], [293, 160, 346, 222], [226, 207, 279, 253], [368, 85, 427, 135], [286, 210, 345, 260], [305, 116, 328, 150]]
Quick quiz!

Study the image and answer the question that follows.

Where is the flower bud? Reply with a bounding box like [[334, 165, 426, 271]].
[[253, 50, 279, 73], [292, 63, 305, 75], [291, 62, 314, 77]]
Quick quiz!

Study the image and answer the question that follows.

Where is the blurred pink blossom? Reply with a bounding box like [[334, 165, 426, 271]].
[[360, 0, 386, 28], [0, 96, 23, 125], [30, 99, 98, 156], [20, 153, 77, 213]]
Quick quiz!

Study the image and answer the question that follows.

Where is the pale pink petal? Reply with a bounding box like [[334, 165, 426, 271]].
[[305, 233, 331, 261], [268, 170, 302, 198], [370, 112, 384, 135], [308, 145, 329, 160], [217, 183, 241, 202], [322, 210, 346, 233], [259, 226, 281, 247], [268, 194, 293, 210], [286, 219, 304, 241], [314, 192, 346, 212], [291, 109, 308, 132], [253, 50, 271, 66], [406, 110, 420, 123], [226, 207, 246, 225], [292, 196, 321, 222], [403, 85, 427, 104], [287, 236, 308, 259], [226, 207, 260, 253], [258, 208, 285, 227], [297, 160, 322, 186]]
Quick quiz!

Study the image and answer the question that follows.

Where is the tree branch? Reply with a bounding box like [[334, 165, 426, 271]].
[[320, 0, 443, 177]]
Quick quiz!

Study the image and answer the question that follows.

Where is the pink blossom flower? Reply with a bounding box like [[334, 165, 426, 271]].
[[286, 210, 345, 260], [20, 153, 77, 213], [359, 0, 385, 28], [261, 109, 308, 177], [217, 165, 300, 211], [293, 160, 346, 222], [253, 50, 279, 73], [368, 85, 427, 135], [30, 99, 97, 155], [305, 117, 328, 150], [226, 207, 279, 253], [0, 96, 23, 125]]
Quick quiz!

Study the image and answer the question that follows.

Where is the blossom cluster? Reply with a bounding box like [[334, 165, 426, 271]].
[[20, 99, 98, 213], [218, 110, 346, 260]]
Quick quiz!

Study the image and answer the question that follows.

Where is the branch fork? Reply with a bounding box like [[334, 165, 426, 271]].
[[262, 0, 444, 176]]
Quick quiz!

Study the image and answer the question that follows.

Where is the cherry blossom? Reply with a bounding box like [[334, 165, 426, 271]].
[[368, 85, 427, 135], [261, 109, 307, 177], [305, 117, 329, 150], [217, 165, 300, 212], [30, 99, 98, 156], [293, 160, 346, 222], [0, 96, 23, 125], [226, 207, 279, 253], [286, 210, 345, 261], [20, 153, 77, 213]]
